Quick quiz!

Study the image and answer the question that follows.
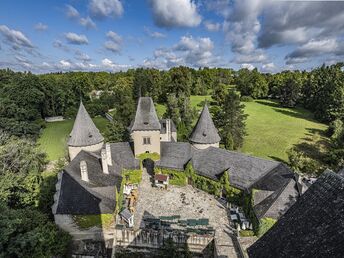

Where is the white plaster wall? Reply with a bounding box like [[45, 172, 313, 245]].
[[191, 142, 219, 150], [131, 130, 161, 156], [160, 132, 177, 142], [68, 141, 104, 161]]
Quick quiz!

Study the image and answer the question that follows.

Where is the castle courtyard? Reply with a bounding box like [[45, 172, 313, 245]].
[[133, 167, 241, 257]]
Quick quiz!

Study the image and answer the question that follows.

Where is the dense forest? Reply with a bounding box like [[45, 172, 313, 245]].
[[0, 63, 344, 256]]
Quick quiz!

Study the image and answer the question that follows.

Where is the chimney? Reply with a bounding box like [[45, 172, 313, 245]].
[[101, 149, 109, 174], [166, 119, 171, 142], [80, 160, 89, 182], [106, 143, 112, 166]]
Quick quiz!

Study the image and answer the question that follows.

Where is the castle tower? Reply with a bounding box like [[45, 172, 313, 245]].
[[189, 104, 221, 150], [130, 97, 161, 156], [67, 101, 104, 160]]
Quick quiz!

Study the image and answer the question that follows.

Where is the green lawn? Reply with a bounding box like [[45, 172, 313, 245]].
[[189, 96, 328, 162], [38, 117, 109, 161], [241, 100, 327, 161]]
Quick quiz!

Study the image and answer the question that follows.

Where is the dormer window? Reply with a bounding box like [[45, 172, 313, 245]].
[[144, 122, 149, 125], [143, 136, 151, 145]]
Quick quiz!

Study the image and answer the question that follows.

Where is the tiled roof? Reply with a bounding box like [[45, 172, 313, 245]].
[[156, 142, 193, 171], [248, 171, 344, 258], [130, 97, 161, 131], [191, 147, 280, 190], [189, 104, 221, 144], [160, 119, 177, 134], [67, 101, 104, 147], [53, 172, 115, 215], [109, 142, 140, 170]]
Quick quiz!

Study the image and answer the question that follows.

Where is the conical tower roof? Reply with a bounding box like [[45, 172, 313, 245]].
[[130, 97, 161, 132], [189, 104, 221, 144], [67, 101, 104, 147]]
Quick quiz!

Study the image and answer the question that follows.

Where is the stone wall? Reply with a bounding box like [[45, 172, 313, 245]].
[[68, 141, 104, 161], [131, 130, 161, 156], [114, 228, 214, 254]]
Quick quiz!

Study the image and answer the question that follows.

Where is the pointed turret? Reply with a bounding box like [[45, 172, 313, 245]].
[[189, 104, 221, 149], [68, 101, 104, 160], [130, 97, 161, 156]]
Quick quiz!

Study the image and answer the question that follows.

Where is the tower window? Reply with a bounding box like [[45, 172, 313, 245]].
[[143, 136, 151, 145]]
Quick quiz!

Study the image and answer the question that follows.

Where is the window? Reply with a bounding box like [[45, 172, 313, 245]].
[[143, 136, 151, 145]]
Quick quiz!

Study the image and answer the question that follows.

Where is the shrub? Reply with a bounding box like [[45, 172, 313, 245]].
[[241, 96, 254, 102], [258, 217, 276, 237], [122, 169, 142, 184], [239, 230, 255, 237], [155, 168, 187, 186], [136, 152, 160, 161]]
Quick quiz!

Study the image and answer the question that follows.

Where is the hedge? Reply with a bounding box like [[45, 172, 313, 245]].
[[122, 169, 142, 184], [136, 152, 160, 161], [154, 167, 187, 186]]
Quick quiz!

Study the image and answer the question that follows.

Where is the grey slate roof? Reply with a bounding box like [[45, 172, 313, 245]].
[[68, 101, 104, 147], [253, 179, 299, 220], [248, 171, 344, 258], [156, 142, 193, 171], [338, 167, 344, 177], [131, 97, 161, 131], [109, 142, 140, 170], [189, 104, 221, 144], [64, 150, 122, 188], [191, 147, 280, 190], [53, 150, 123, 215], [120, 208, 133, 220], [54, 172, 115, 215]]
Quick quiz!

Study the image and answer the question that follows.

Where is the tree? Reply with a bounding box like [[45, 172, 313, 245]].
[[104, 119, 129, 142], [214, 89, 248, 150], [235, 68, 268, 98], [280, 73, 302, 107], [0, 202, 71, 257]]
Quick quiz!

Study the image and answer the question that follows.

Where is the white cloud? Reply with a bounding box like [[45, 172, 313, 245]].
[[148, 0, 201, 28], [65, 32, 89, 45], [79, 17, 96, 29], [65, 5, 79, 19], [144, 35, 222, 69], [241, 63, 255, 70], [261, 62, 277, 73], [144, 26, 166, 39], [204, 21, 221, 32], [101, 58, 130, 71], [34, 22, 48, 31], [75, 51, 91, 62], [89, 0, 123, 19], [104, 31, 122, 53], [0, 25, 34, 50]]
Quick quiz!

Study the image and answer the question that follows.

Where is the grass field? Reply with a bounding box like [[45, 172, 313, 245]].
[[241, 100, 327, 161], [38, 117, 109, 161]]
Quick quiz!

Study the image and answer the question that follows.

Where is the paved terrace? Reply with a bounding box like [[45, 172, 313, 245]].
[[133, 167, 240, 258]]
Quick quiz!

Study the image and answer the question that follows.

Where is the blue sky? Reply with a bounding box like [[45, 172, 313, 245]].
[[0, 0, 343, 73]]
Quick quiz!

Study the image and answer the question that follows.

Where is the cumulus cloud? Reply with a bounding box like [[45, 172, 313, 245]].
[[144, 26, 166, 39], [143, 35, 222, 69], [75, 50, 91, 62], [261, 62, 277, 73], [0, 25, 34, 51], [65, 5, 97, 29], [34, 22, 48, 31], [204, 21, 220, 32], [148, 0, 201, 28], [101, 58, 130, 71], [79, 17, 96, 29], [241, 63, 255, 70], [104, 31, 122, 53], [89, 0, 123, 19], [65, 5, 79, 19], [65, 32, 89, 45]]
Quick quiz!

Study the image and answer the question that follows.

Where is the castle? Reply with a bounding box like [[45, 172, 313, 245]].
[[52, 97, 302, 256]]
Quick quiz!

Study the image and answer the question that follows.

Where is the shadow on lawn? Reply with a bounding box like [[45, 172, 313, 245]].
[[255, 100, 280, 108]]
